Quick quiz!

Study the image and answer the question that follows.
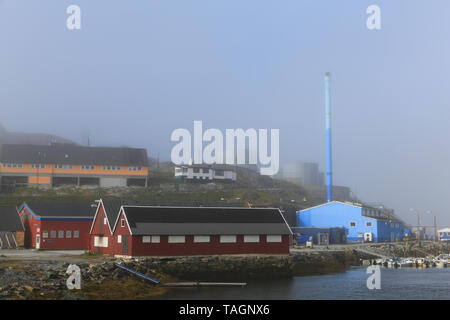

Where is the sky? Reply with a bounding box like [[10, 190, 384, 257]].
[[1, 0, 450, 226]]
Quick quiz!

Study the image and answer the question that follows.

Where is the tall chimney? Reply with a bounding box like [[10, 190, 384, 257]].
[[324, 72, 333, 202]]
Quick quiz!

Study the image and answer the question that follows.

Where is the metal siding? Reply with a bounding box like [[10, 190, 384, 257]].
[[297, 202, 378, 242]]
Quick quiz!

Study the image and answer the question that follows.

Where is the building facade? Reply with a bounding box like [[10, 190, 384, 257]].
[[297, 201, 404, 243], [174, 164, 237, 182], [18, 202, 96, 249], [438, 228, 450, 241], [90, 203, 292, 257], [0, 143, 149, 190], [89, 199, 154, 255], [0, 206, 25, 248]]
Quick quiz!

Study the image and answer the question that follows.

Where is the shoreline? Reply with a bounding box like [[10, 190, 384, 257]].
[[1, 242, 447, 300]]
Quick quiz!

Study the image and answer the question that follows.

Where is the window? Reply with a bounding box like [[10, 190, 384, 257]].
[[81, 165, 95, 170], [54, 164, 73, 169], [66, 231, 72, 238], [121, 219, 125, 227], [150, 235, 160, 243], [104, 217, 107, 225], [94, 236, 108, 248], [220, 235, 236, 243], [128, 166, 142, 171], [31, 164, 45, 169], [50, 231, 56, 238], [266, 235, 282, 243], [193, 168, 200, 173], [43, 231, 48, 239], [168, 236, 185, 243], [74, 230, 79, 238], [366, 222, 372, 227], [244, 235, 260, 243], [350, 222, 357, 227], [103, 165, 121, 171], [142, 236, 150, 243], [202, 169, 209, 173], [215, 170, 224, 176], [194, 235, 210, 243], [58, 231, 64, 238], [118, 235, 122, 243], [3, 163, 23, 168]]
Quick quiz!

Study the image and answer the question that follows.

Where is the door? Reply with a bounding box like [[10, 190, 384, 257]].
[[122, 235, 128, 254], [36, 234, 40, 249]]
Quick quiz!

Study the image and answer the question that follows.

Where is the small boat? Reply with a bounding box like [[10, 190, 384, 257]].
[[415, 258, 424, 268], [433, 255, 448, 268], [398, 258, 413, 268]]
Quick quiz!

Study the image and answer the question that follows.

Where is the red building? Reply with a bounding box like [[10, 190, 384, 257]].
[[18, 202, 96, 249], [89, 199, 154, 255], [91, 203, 292, 257]]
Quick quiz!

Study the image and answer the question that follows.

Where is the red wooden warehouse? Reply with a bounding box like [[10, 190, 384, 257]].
[[91, 204, 292, 257], [18, 202, 96, 249], [89, 199, 152, 255]]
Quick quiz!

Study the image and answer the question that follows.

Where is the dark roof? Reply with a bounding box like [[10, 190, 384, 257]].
[[0, 144, 148, 166], [24, 202, 97, 218], [0, 207, 24, 232], [101, 199, 155, 231], [120, 206, 292, 235]]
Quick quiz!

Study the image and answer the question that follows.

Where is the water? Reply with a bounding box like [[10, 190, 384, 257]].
[[157, 267, 450, 300]]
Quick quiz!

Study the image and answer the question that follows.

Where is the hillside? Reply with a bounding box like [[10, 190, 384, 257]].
[[0, 163, 330, 226], [0, 123, 75, 146]]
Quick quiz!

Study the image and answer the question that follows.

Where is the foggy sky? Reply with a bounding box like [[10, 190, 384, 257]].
[[2, 0, 450, 226]]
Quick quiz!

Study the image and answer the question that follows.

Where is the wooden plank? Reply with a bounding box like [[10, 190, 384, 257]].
[[162, 282, 247, 287]]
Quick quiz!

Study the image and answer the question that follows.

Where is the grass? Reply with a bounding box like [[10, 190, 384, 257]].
[[80, 278, 169, 300]]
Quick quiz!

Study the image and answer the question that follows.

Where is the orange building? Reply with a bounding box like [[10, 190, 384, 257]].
[[0, 143, 149, 190]]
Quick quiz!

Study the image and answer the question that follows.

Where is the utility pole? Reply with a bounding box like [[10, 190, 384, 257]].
[[434, 215, 437, 242], [417, 213, 421, 247]]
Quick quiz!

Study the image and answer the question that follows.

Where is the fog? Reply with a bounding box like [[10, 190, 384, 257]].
[[1, 1, 450, 226]]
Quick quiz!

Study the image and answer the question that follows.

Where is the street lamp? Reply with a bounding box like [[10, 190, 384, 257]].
[[409, 208, 421, 246]]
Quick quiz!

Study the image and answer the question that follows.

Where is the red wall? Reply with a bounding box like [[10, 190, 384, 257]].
[[19, 207, 92, 250], [129, 234, 290, 256], [89, 203, 115, 255], [19, 208, 40, 248], [39, 220, 91, 249]]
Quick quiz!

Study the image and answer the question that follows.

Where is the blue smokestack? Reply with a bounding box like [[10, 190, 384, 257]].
[[324, 72, 333, 202]]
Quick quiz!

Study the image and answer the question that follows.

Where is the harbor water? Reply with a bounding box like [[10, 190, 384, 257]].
[[157, 267, 450, 300]]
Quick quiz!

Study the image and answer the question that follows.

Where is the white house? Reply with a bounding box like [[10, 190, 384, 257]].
[[174, 165, 237, 182]]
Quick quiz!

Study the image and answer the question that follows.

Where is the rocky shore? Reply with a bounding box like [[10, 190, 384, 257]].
[[0, 249, 371, 300]]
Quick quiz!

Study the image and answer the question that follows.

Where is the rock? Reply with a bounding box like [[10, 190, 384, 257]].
[[24, 286, 34, 292]]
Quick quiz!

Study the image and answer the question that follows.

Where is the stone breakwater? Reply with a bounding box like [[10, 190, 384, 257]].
[[0, 249, 369, 300], [121, 249, 370, 280]]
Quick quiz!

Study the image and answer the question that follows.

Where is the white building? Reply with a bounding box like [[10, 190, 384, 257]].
[[174, 165, 237, 182]]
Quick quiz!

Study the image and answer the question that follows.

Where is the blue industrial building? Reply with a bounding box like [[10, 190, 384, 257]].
[[297, 201, 404, 243]]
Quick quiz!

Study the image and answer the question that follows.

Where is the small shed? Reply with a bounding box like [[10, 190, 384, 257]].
[[0, 206, 25, 248]]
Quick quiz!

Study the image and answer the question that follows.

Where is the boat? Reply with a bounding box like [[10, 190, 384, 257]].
[[415, 258, 424, 268], [433, 254, 448, 268], [398, 258, 413, 268]]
